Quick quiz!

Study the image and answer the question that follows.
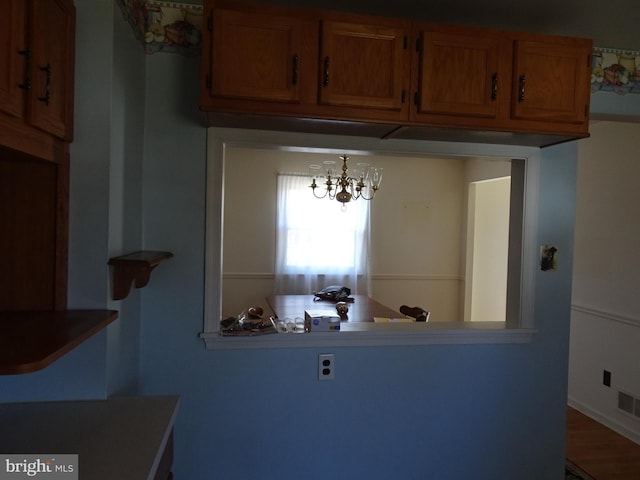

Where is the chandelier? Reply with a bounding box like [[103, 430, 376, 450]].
[[309, 155, 382, 207]]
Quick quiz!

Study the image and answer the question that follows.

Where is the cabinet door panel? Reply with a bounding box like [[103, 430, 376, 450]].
[[0, 0, 27, 119], [320, 20, 408, 111], [28, 0, 75, 140], [211, 9, 304, 102], [416, 31, 502, 118], [512, 40, 591, 123]]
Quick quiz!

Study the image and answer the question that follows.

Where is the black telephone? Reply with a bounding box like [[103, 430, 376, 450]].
[[313, 285, 353, 302]]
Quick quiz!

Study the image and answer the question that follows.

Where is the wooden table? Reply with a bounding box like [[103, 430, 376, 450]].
[[266, 294, 403, 323]]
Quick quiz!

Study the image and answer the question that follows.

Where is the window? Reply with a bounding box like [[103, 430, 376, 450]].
[[274, 174, 370, 295]]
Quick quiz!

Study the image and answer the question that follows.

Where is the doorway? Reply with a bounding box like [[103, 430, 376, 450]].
[[464, 176, 511, 322]]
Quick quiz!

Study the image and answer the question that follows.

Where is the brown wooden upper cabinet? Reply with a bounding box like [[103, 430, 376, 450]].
[[201, 1, 319, 115], [201, 1, 411, 122], [511, 37, 592, 124], [201, 0, 592, 142], [208, 8, 309, 103], [318, 17, 411, 119], [0, 0, 74, 142], [411, 23, 591, 134], [411, 25, 512, 122]]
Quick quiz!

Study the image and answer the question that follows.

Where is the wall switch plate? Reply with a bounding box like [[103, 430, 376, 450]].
[[318, 353, 334, 380], [603, 370, 611, 387]]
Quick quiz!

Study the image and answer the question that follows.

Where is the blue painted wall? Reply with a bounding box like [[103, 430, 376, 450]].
[[0, 333, 108, 402], [135, 47, 579, 478]]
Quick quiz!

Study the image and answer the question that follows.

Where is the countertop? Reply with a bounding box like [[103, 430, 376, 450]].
[[0, 395, 179, 480]]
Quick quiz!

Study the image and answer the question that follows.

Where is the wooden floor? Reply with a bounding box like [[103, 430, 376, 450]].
[[566, 406, 640, 480]]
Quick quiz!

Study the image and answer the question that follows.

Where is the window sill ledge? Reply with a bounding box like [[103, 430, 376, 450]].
[[199, 322, 536, 349]]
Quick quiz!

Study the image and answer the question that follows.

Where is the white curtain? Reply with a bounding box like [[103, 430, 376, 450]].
[[274, 174, 370, 295]]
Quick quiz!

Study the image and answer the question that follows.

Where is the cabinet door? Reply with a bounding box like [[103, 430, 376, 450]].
[[511, 39, 591, 123], [319, 20, 409, 113], [209, 9, 306, 103], [27, 0, 75, 141], [414, 28, 508, 119], [0, 0, 27, 119]]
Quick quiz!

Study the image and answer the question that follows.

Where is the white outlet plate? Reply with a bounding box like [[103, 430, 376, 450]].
[[318, 353, 334, 380]]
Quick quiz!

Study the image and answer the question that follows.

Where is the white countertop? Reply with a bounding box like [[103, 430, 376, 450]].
[[0, 395, 179, 480]]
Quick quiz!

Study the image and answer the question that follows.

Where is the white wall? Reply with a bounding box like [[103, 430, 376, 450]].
[[569, 120, 640, 443]]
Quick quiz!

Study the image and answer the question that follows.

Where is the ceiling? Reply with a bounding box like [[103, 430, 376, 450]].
[[191, 0, 639, 51]]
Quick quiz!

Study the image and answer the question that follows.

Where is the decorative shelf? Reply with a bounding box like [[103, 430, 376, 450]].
[[108, 251, 173, 300], [0, 309, 119, 375]]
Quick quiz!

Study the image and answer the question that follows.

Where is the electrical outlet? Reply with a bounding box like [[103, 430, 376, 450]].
[[318, 353, 334, 380]]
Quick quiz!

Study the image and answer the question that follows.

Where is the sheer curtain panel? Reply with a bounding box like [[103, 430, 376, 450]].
[[274, 174, 371, 295]]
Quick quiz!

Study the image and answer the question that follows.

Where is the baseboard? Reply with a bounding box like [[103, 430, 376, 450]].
[[568, 396, 640, 445]]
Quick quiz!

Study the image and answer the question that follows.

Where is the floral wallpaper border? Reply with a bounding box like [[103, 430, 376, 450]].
[[592, 47, 640, 95], [115, 0, 203, 56]]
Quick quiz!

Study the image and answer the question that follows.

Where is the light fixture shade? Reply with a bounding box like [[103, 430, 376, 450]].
[[370, 167, 383, 188], [309, 164, 321, 177], [323, 160, 336, 179]]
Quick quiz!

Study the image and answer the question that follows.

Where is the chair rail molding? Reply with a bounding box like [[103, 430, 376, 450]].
[[571, 304, 640, 328]]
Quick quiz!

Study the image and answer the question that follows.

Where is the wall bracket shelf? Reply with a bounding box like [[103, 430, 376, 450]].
[[108, 251, 173, 300]]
